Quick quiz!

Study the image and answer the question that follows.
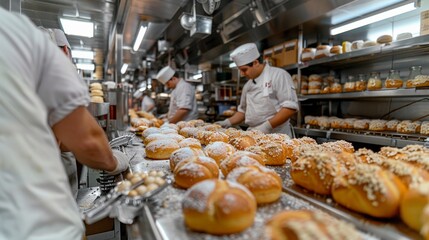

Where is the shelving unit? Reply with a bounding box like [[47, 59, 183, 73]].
[[288, 35, 429, 146]]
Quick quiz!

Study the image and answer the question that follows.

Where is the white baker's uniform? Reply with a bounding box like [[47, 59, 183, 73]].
[[168, 79, 199, 121], [141, 95, 155, 113], [238, 64, 299, 136], [0, 9, 86, 239]]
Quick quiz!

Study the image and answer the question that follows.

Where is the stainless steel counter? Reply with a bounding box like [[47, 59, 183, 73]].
[[89, 134, 421, 240]]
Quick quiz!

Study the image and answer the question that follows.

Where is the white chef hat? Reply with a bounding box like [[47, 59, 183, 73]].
[[50, 29, 71, 49], [230, 43, 260, 67], [156, 66, 175, 85]]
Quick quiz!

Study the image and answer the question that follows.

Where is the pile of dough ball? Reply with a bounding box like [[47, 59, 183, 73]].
[[116, 170, 166, 197]]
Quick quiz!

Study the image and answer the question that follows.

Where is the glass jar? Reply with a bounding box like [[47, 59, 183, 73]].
[[385, 70, 403, 89], [343, 75, 356, 92], [320, 80, 330, 94], [408, 66, 423, 81], [330, 79, 342, 93], [367, 72, 382, 91], [355, 74, 367, 91]]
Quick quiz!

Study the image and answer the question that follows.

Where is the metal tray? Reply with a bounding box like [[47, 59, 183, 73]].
[[269, 162, 421, 240]]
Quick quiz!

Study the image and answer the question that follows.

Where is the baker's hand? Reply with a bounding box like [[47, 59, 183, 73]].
[[107, 149, 130, 175], [253, 121, 273, 134], [214, 119, 232, 128]]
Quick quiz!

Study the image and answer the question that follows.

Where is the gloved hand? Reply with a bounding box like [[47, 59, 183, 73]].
[[253, 121, 273, 134], [214, 119, 232, 128], [108, 149, 130, 175]]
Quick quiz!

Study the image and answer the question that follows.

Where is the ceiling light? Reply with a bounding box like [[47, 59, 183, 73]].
[[121, 63, 128, 74], [192, 73, 202, 80], [76, 63, 95, 71], [60, 18, 94, 38], [71, 50, 94, 60], [229, 62, 236, 68], [133, 25, 148, 51], [330, 2, 417, 35]]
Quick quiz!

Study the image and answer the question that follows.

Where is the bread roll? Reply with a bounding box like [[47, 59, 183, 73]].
[[230, 135, 256, 150], [90, 96, 104, 103], [265, 210, 362, 240], [169, 147, 205, 171], [400, 183, 429, 231], [90, 89, 103, 96], [187, 119, 205, 127], [380, 158, 429, 188], [301, 48, 316, 61], [182, 179, 256, 234], [292, 151, 347, 195], [176, 121, 193, 129], [351, 40, 364, 51], [178, 127, 199, 138], [227, 165, 282, 204], [377, 35, 393, 44], [397, 120, 421, 134], [258, 142, 287, 165], [220, 151, 265, 177], [204, 141, 236, 165], [315, 45, 331, 59], [353, 119, 370, 130], [206, 131, 229, 144], [145, 139, 180, 160], [363, 40, 377, 48], [353, 148, 384, 165], [331, 164, 405, 218], [174, 156, 219, 189], [369, 119, 387, 131], [178, 138, 202, 149], [385, 119, 400, 131], [330, 45, 342, 54]]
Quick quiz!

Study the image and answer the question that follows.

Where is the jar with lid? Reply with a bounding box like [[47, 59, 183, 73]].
[[355, 74, 367, 91], [343, 75, 356, 92], [385, 70, 403, 89], [408, 66, 422, 81], [330, 78, 342, 93], [367, 72, 382, 91]]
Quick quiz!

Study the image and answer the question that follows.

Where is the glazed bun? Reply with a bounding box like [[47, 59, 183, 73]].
[[169, 147, 205, 171], [174, 156, 219, 189], [400, 183, 429, 231], [265, 210, 362, 240], [331, 164, 405, 218], [145, 139, 180, 160], [227, 165, 282, 204], [204, 141, 236, 165], [182, 179, 256, 235]]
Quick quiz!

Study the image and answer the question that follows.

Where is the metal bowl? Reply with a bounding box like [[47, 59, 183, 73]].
[[180, 13, 195, 30]]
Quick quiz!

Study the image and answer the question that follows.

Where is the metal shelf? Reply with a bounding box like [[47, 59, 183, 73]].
[[298, 88, 429, 100], [294, 127, 428, 148], [296, 35, 429, 70]]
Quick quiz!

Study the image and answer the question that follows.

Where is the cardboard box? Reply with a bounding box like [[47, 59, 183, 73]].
[[421, 10, 429, 36], [270, 39, 298, 67]]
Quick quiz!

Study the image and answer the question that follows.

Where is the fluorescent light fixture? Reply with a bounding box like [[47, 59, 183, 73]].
[[133, 25, 148, 51], [229, 62, 237, 68], [60, 18, 94, 38], [121, 63, 128, 74], [76, 63, 95, 71], [192, 73, 202, 80], [71, 50, 94, 60], [330, 2, 416, 35]]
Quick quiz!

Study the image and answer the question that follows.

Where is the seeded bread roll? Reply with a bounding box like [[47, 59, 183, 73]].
[[230, 135, 257, 150], [182, 179, 256, 235], [331, 164, 406, 218], [291, 151, 347, 195], [265, 210, 362, 240], [369, 119, 387, 131], [227, 165, 282, 204]]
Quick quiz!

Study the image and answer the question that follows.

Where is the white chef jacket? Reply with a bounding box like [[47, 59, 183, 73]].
[[168, 79, 199, 121], [0, 9, 85, 240], [238, 64, 298, 135], [141, 95, 155, 113]]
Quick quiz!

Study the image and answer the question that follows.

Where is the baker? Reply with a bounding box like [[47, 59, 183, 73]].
[[156, 66, 198, 123], [216, 43, 299, 136]]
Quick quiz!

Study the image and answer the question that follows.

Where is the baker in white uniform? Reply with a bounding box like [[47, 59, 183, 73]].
[[0, 8, 129, 239], [156, 66, 198, 123], [216, 43, 299, 136]]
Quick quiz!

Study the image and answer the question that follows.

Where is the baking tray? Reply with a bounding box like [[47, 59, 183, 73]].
[[269, 162, 421, 240]]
